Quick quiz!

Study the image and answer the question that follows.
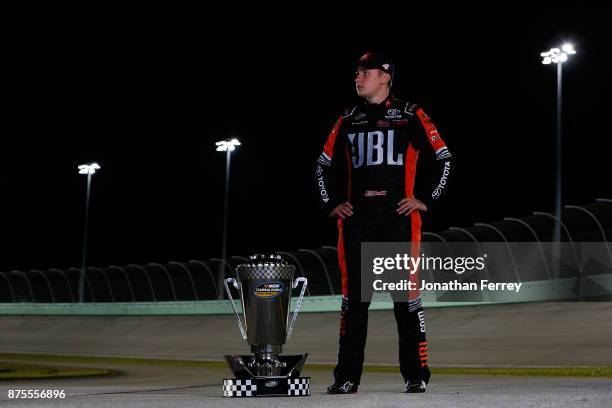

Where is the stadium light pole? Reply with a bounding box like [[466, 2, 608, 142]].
[[216, 138, 241, 299], [541, 43, 576, 278], [77, 162, 101, 303]]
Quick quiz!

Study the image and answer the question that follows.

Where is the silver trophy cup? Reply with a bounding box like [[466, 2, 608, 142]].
[[222, 254, 310, 397]]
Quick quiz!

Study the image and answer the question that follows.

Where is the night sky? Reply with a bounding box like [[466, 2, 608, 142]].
[[2, 9, 609, 271]]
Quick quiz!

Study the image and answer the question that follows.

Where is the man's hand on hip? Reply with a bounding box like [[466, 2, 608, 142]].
[[329, 202, 354, 219], [397, 198, 427, 216]]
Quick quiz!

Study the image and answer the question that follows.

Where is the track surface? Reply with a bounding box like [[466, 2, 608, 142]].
[[0, 361, 611, 407], [1, 302, 611, 366], [1, 302, 611, 406]]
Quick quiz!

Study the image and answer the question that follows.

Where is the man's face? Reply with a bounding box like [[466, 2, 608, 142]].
[[355, 67, 390, 98]]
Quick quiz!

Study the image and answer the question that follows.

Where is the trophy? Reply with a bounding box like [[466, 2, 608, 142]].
[[222, 254, 310, 397]]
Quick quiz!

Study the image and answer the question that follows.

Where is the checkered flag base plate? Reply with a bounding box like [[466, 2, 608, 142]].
[[223, 378, 257, 397], [287, 377, 310, 396], [223, 377, 310, 397]]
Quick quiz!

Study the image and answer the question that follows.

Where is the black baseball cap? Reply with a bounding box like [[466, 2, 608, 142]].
[[356, 52, 394, 77]]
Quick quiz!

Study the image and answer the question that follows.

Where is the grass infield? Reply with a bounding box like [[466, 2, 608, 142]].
[[1, 353, 610, 378], [0, 362, 113, 380]]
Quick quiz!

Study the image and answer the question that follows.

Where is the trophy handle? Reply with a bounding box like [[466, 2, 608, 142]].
[[286, 277, 308, 339], [224, 278, 247, 340]]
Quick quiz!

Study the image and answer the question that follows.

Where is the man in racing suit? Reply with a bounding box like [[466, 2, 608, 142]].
[[314, 52, 454, 394]]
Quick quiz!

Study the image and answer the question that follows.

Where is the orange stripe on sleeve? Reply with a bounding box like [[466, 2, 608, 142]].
[[323, 116, 344, 159], [416, 108, 446, 152]]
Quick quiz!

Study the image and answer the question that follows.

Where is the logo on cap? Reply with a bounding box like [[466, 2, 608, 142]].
[[382, 63, 390, 70]]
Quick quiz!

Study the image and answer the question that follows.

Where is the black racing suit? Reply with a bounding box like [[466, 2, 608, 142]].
[[314, 95, 454, 385]]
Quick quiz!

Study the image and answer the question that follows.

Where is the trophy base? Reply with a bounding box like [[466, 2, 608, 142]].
[[223, 376, 310, 397], [223, 353, 310, 397]]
